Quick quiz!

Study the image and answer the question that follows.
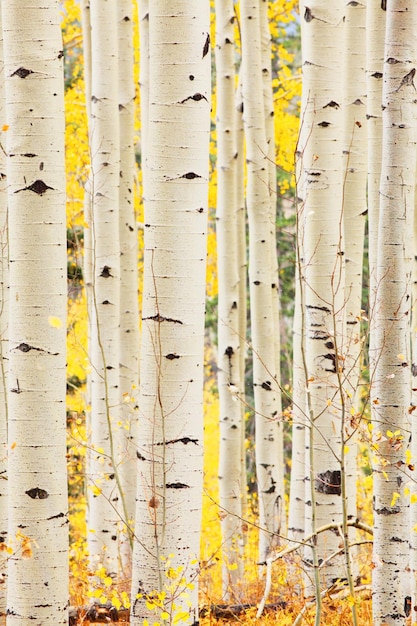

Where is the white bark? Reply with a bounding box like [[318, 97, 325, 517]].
[[118, 0, 140, 564], [366, 0, 385, 376], [0, 7, 8, 609], [235, 75, 248, 520], [372, 3, 417, 624], [2, 2, 68, 623], [342, 0, 367, 583], [87, 0, 122, 578], [300, 0, 347, 587], [215, 0, 244, 595], [240, 0, 283, 564], [130, 3, 211, 624]]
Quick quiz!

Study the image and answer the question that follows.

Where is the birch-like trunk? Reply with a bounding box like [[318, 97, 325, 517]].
[[342, 0, 367, 582], [372, 4, 417, 624], [215, 0, 244, 596], [300, 0, 347, 587], [366, 0, 385, 366], [240, 0, 283, 564], [130, 3, 211, 624], [0, 9, 8, 608], [87, 0, 122, 578], [118, 0, 140, 565], [3, 2, 68, 623]]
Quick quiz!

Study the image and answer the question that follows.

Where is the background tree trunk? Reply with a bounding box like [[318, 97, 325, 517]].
[[215, 0, 244, 597]]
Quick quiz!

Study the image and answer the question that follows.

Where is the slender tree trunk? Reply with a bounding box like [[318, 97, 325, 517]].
[[372, 3, 417, 624], [3, 2, 68, 624], [235, 74, 248, 521], [299, 0, 347, 588], [0, 8, 8, 609], [87, 0, 122, 578], [342, 0, 367, 586], [118, 0, 140, 566], [130, 3, 211, 624], [366, 0, 385, 367], [215, 0, 244, 596], [240, 0, 283, 564]]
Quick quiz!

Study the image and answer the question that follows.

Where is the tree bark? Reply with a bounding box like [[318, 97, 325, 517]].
[[130, 2, 211, 624], [372, 3, 417, 624], [3, 2, 68, 623]]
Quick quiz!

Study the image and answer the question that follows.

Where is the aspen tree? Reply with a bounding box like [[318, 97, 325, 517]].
[[215, 0, 244, 595], [240, 0, 283, 563], [234, 75, 248, 520], [87, 0, 122, 577], [118, 0, 140, 562], [2, 1, 68, 623], [342, 0, 367, 584], [260, 0, 285, 539], [289, 0, 308, 543], [372, 3, 417, 624], [366, 0, 385, 383], [299, 0, 347, 587], [0, 9, 8, 608], [130, 2, 211, 623]]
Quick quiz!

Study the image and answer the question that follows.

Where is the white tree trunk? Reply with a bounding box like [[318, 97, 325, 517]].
[[299, 0, 347, 588], [2, 2, 68, 624], [366, 0, 385, 378], [372, 3, 417, 624], [235, 75, 248, 521], [342, 0, 367, 583], [118, 0, 140, 566], [0, 7, 8, 609], [130, 2, 211, 624], [240, 0, 283, 564], [87, 0, 122, 578], [215, 0, 244, 597]]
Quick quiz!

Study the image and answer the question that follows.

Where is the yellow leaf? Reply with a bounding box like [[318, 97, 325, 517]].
[[48, 315, 63, 328], [2, 125, 8, 131], [160, 611, 170, 619], [391, 491, 400, 507], [111, 597, 122, 610], [103, 576, 113, 587], [173, 611, 190, 624]]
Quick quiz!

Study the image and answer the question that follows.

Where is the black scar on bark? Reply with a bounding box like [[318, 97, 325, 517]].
[[202, 33, 210, 58], [100, 265, 112, 278], [26, 487, 49, 499], [324, 100, 339, 109], [166, 353, 180, 360], [318, 121, 331, 127], [315, 470, 341, 495], [11, 67, 34, 79], [15, 179, 53, 196], [166, 482, 190, 489], [156, 437, 198, 446], [180, 93, 208, 104], [381, 0, 386, 9], [261, 381, 272, 391], [16, 342, 59, 356], [304, 7, 313, 21], [47, 511, 65, 521], [182, 172, 202, 180], [143, 314, 183, 324], [136, 451, 146, 461], [396, 68, 416, 92]]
